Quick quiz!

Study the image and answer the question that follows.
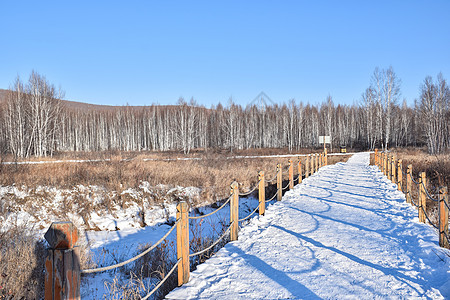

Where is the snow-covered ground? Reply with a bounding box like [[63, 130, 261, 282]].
[[167, 152, 450, 299]]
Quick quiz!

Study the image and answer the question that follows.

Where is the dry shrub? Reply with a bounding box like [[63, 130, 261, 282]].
[[0, 226, 46, 299], [103, 239, 178, 300]]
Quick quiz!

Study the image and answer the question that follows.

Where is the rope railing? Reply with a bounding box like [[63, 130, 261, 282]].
[[43, 150, 329, 298], [189, 224, 232, 257], [420, 205, 439, 229], [444, 198, 450, 210], [421, 181, 439, 202], [401, 167, 408, 177], [410, 174, 420, 185], [141, 258, 181, 300], [81, 219, 179, 274], [373, 148, 449, 249], [401, 181, 407, 194], [239, 205, 260, 222], [266, 190, 279, 202], [239, 181, 260, 196], [266, 173, 278, 183], [410, 193, 418, 207], [442, 230, 450, 245], [188, 196, 232, 220]]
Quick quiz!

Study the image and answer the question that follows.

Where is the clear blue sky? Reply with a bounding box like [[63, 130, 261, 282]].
[[1, 1, 449, 107]]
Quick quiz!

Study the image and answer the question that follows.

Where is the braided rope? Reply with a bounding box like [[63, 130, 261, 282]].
[[421, 182, 439, 202], [189, 196, 232, 220], [282, 182, 290, 191], [239, 180, 260, 196], [401, 183, 407, 194], [444, 198, 450, 210], [82, 220, 179, 273], [141, 258, 181, 300], [420, 206, 439, 229], [239, 205, 260, 222], [410, 193, 418, 207], [266, 173, 278, 183], [410, 174, 420, 185], [401, 168, 407, 176], [442, 230, 450, 244], [189, 224, 232, 257], [266, 191, 278, 202]]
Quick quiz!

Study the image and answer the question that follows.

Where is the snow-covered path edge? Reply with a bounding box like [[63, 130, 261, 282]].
[[167, 152, 450, 299]]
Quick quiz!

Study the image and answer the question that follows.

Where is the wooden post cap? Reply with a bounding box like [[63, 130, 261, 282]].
[[44, 221, 78, 249]]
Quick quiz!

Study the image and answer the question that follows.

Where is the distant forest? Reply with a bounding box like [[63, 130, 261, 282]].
[[1, 67, 449, 158]]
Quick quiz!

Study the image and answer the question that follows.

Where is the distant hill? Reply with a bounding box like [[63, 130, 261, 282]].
[[0, 88, 162, 112]]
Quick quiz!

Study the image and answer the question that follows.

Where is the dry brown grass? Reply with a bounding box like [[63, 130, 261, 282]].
[[0, 226, 45, 299], [392, 148, 449, 189], [0, 149, 350, 205]]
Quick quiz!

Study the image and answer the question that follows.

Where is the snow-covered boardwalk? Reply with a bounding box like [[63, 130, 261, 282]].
[[167, 153, 449, 299]]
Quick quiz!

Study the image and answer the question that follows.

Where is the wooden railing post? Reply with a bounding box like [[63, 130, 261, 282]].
[[419, 172, 427, 223], [315, 154, 319, 173], [297, 157, 302, 184], [324, 148, 328, 166], [391, 156, 396, 184], [319, 153, 323, 168], [176, 201, 189, 285], [277, 164, 282, 201], [375, 148, 378, 166], [44, 222, 80, 300], [312, 154, 315, 174], [406, 164, 412, 204], [305, 155, 310, 178], [288, 160, 294, 190], [397, 159, 402, 192], [258, 171, 265, 216], [230, 181, 239, 241], [439, 187, 449, 248], [384, 153, 387, 176], [387, 155, 391, 179], [389, 155, 393, 179]]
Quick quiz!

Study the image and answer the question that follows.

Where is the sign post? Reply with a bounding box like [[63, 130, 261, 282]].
[[319, 136, 331, 152]]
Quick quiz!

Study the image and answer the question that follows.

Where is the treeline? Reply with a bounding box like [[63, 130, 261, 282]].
[[1, 67, 449, 158]]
